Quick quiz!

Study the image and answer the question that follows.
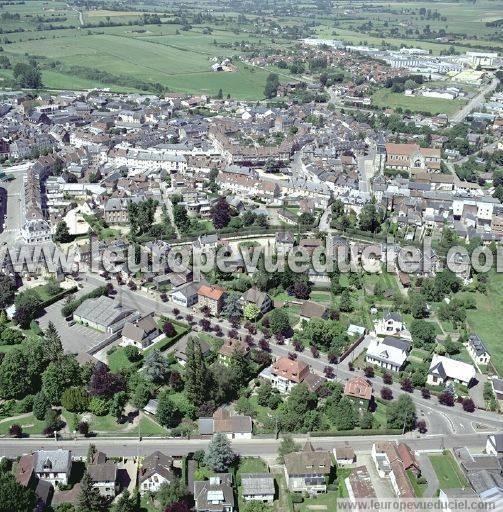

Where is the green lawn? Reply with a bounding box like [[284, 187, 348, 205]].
[[86, 413, 131, 433], [466, 271, 503, 375], [372, 88, 466, 116], [407, 469, 427, 497], [295, 492, 337, 512], [4, 29, 281, 99], [237, 457, 269, 476], [0, 413, 46, 436], [138, 416, 167, 437], [429, 452, 468, 489], [107, 347, 139, 372]]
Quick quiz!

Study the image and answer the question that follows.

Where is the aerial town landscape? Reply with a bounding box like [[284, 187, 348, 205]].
[[0, 0, 502, 510]]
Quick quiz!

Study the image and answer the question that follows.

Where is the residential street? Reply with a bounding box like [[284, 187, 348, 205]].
[[82, 274, 503, 437]]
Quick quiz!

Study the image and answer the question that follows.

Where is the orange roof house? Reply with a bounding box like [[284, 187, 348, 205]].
[[344, 376, 373, 406], [271, 357, 310, 383]]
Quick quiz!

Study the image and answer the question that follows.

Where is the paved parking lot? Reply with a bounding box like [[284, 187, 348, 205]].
[[37, 301, 109, 354]]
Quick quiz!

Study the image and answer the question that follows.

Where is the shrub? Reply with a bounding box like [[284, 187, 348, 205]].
[[381, 387, 393, 401], [291, 494, 304, 504], [89, 396, 110, 416], [61, 386, 89, 413], [462, 398, 475, 412], [9, 424, 22, 438], [124, 345, 142, 362], [78, 421, 89, 436]]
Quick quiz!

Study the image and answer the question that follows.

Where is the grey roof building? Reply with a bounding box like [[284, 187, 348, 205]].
[[241, 473, 275, 502], [194, 474, 234, 512], [34, 449, 72, 485], [74, 295, 138, 333]]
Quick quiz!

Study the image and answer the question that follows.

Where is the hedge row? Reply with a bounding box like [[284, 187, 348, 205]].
[[61, 285, 108, 318], [40, 285, 78, 309], [310, 428, 402, 437]]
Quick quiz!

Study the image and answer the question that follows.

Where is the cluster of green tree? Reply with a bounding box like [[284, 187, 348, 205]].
[[384, 74, 424, 93], [12, 62, 42, 88], [293, 317, 350, 358], [50, 62, 167, 95], [154, 338, 266, 431], [264, 73, 280, 99], [127, 198, 158, 239], [319, 69, 345, 87], [443, 123, 472, 157], [331, 199, 386, 234], [254, 263, 311, 301]]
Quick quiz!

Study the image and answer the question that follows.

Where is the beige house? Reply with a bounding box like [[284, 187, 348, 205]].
[[284, 441, 332, 494], [197, 284, 226, 316]]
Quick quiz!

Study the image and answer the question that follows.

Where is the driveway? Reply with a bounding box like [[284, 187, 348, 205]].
[[37, 301, 109, 353], [417, 454, 439, 498], [469, 373, 488, 410]]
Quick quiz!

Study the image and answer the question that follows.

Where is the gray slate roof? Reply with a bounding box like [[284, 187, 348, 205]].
[[34, 449, 71, 475], [74, 295, 134, 328], [241, 473, 275, 496]]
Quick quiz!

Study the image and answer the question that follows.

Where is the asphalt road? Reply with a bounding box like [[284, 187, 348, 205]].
[[0, 162, 31, 245], [450, 77, 499, 123], [0, 431, 491, 458]]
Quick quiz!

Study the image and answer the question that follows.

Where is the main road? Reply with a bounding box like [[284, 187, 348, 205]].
[[450, 77, 499, 124], [0, 431, 491, 459]]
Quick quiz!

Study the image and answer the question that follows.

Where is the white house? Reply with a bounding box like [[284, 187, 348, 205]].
[[170, 281, 202, 308], [121, 313, 161, 350], [138, 451, 174, 494], [87, 462, 118, 498], [374, 311, 405, 337], [198, 407, 252, 440], [34, 449, 72, 486], [427, 355, 476, 387], [467, 334, 491, 366], [365, 336, 410, 372], [486, 434, 503, 456]]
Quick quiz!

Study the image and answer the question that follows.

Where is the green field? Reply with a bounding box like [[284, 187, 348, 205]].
[[2, 20, 282, 98], [429, 452, 468, 489], [372, 88, 466, 116], [466, 271, 503, 376]]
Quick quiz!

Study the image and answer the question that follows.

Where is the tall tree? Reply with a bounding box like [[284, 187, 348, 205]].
[[157, 477, 188, 509], [204, 432, 236, 472], [210, 197, 231, 229], [0, 275, 15, 309], [44, 322, 63, 362], [387, 394, 416, 432], [185, 338, 207, 406], [156, 390, 181, 428], [143, 349, 170, 384], [0, 472, 36, 512], [77, 472, 103, 512], [112, 489, 139, 512], [41, 355, 81, 404], [54, 221, 72, 243]]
